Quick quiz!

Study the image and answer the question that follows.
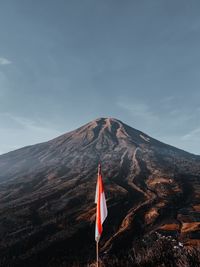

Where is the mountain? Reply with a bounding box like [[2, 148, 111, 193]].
[[0, 117, 200, 266]]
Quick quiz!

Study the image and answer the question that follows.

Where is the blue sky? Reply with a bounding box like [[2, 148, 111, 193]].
[[0, 0, 200, 155]]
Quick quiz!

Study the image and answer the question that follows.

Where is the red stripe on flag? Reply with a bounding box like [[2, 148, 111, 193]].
[[96, 171, 103, 235], [95, 164, 107, 241]]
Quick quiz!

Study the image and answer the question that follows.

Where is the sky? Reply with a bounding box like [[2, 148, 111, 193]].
[[0, 0, 200, 155]]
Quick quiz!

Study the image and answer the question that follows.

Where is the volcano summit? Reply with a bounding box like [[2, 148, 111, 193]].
[[0, 118, 200, 266]]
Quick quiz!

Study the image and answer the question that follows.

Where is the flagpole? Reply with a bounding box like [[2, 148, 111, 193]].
[[96, 240, 99, 267]]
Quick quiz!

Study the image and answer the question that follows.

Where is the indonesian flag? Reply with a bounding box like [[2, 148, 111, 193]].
[[95, 164, 108, 242]]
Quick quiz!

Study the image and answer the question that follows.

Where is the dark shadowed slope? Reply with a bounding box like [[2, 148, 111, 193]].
[[0, 118, 200, 266]]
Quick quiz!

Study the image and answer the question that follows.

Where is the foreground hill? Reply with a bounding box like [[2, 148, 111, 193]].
[[0, 118, 200, 266]]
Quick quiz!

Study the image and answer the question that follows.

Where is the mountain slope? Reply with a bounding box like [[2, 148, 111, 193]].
[[0, 118, 200, 266]]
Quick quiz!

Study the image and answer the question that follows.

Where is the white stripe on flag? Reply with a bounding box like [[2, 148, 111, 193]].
[[100, 192, 107, 223]]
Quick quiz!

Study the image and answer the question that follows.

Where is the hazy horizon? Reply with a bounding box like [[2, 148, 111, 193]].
[[0, 0, 200, 155]]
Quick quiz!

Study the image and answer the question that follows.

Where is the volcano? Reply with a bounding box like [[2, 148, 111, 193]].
[[0, 118, 200, 266]]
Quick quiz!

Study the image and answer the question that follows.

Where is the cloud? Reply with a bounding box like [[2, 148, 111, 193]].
[[117, 100, 159, 132], [181, 127, 200, 141], [0, 57, 11, 65], [4, 113, 62, 136], [0, 113, 62, 154]]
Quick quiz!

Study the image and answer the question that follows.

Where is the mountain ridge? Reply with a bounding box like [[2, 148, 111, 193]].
[[0, 117, 200, 266], [0, 117, 198, 157], [0, 117, 198, 185]]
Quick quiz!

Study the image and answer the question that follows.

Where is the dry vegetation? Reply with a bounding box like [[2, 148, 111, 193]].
[[61, 233, 200, 267], [88, 234, 200, 267]]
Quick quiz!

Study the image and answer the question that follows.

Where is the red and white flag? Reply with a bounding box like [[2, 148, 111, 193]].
[[95, 164, 108, 242]]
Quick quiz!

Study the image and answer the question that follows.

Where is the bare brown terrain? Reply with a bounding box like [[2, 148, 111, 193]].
[[0, 117, 200, 266]]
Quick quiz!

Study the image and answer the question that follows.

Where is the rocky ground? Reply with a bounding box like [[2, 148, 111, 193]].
[[0, 118, 200, 266]]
